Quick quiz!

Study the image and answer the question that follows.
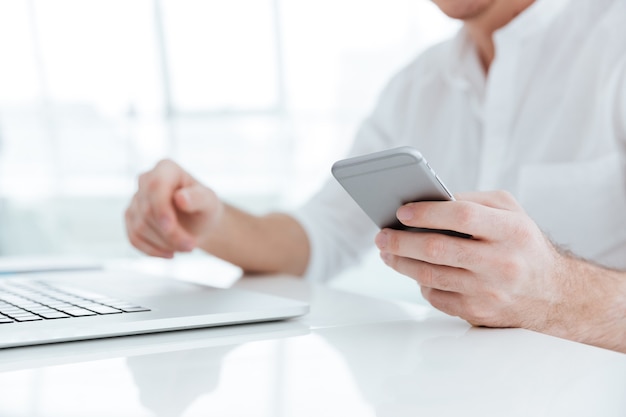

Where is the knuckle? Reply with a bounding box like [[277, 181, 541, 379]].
[[139, 201, 153, 219], [386, 232, 401, 253], [155, 158, 176, 171], [509, 215, 534, 242], [134, 218, 150, 236], [137, 174, 155, 193], [419, 266, 455, 292], [495, 189, 515, 204], [161, 228, 187, 249], [137, 172, 151, 189], [435, 272, 453, 291], [158, 225, 176, 241], [455, 244, 481, 266], [423, 236, 446, 261], [424, 288, 452, 314], [462, 300, 491, 325], [416, 264, 435, 287], [144, 175, 162, 193], [511, 226, 531, 245], [498, 255, 525, 278], [454, 203, 478, 229]]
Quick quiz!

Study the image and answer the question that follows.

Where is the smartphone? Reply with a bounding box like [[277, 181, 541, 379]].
[[332, 146, 470, 237]]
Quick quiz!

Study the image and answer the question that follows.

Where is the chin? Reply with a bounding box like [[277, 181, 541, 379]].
[[431, 0, 495, 20]]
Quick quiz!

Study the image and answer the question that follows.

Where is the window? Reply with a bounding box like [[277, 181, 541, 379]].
[[0, 0, 458, 257]]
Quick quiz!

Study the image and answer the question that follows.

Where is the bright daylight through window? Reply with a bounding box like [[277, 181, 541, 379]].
[[0, 0, 458, 258]]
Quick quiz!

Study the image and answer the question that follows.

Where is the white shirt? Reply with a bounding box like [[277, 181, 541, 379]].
[[293, 0, 626, 282]]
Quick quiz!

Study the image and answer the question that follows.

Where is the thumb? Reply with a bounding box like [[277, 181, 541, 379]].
[[173, 184, 219, 214]]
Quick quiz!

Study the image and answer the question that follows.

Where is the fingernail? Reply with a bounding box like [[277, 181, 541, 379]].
[[375, 231, 388, 249], [181, 240, 195, 252], [397, 206, 413, 221]]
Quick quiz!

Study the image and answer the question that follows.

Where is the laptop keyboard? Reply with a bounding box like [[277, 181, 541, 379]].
[[0, 280, 150, 324]]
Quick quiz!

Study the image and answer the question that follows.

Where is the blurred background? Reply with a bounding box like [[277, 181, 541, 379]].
[[0, 0, 458, 299]]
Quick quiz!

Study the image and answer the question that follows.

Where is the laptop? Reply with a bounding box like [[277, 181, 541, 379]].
[[0, 268, 309, 349]]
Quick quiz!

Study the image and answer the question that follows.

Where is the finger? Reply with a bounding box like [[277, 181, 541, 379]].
[[127, 192, 193, 253], [129, 193, 179, 251], [136, 162, 197, 251], [135, 190, 190, 249], [395, 200, 523, 240], [153, 220, 196, 253], [125, 216, 174, 258], [380, 252, 475, 294], [173, 184, 219, 214], [420, 287, 465, 318], [125, 203, 177, 254], [376, 228, 490, 269], [138, 160, 188, 229], [130, 234, 174, 258], [454, 190, 524, 212], [422, 287, 505, 327], [131, 212, 178, 252]]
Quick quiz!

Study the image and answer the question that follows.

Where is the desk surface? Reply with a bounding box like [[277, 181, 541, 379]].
[[0, 263, 625, 417]]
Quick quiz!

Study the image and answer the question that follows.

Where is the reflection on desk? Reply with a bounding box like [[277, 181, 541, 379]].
[[0, 274, 625, 417]]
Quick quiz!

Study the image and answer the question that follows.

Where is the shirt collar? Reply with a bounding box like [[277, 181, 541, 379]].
[[494, 0, 572, 42], [445, 0, 572, 88], [446, 27, 485, 93]]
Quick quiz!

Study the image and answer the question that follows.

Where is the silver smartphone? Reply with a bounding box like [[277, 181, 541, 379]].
[[332, 146, 469, 237]]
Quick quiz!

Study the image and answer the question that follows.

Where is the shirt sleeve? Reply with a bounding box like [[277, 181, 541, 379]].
[[607, 56, 626, 179], [618, 59, 626, 142], [289, 70, 413, 283], [616, 58, 626, 199]]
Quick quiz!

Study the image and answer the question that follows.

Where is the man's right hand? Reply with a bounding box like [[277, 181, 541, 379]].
[[125, 159, 224, 258]]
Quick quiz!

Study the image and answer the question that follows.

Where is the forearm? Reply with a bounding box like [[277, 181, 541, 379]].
[[198, 204, 310, 277], [546, 255, 626, 353]]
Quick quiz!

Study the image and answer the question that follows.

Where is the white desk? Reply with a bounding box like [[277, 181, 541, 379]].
[[0, 265, 625, 416]]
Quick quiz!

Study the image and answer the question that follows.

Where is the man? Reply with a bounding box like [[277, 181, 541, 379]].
[[125, 0, 626, 353]]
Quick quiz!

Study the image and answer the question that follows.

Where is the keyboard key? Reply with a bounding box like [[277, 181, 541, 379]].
[[81, 305, 122, 315], [13, 315, 43, 322], [119, 306, 151, 313], [37, 312, 70, 319], [0, 281, 151, 322], [0, 308, 28, 316], [7, 313, 39, 319], [45, 302, 75, 309], [62, 308, 98, 317], [27, 307, 58, 314]]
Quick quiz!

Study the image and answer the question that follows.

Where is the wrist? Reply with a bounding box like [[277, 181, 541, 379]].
[[543, 252, 626, 352], [196, 201, 229, 252]]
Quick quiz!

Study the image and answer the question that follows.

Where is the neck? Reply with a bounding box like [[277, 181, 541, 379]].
[[464, 0, 536, 73]]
